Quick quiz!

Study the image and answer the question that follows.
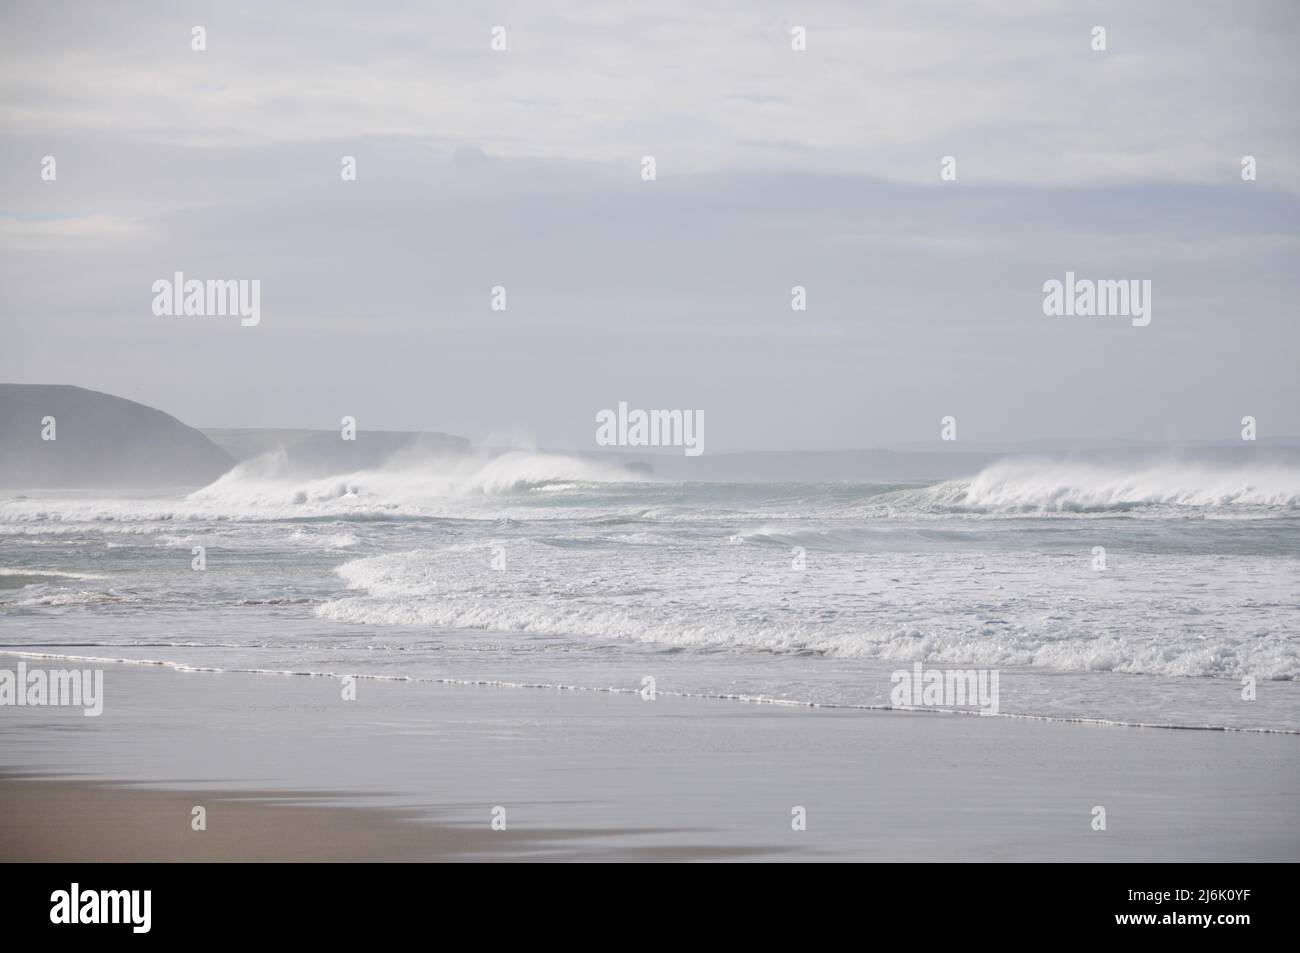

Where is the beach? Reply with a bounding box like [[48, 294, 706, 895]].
[[2, 459, 1298, 863], [4, 0, 1299, 882], [3, 661, 1297, 862]]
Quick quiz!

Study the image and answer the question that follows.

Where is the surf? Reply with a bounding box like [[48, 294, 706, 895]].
[[911, 453, 1300, 514]]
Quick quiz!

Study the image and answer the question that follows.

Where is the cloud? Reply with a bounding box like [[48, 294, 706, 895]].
[[0, 0, 1296, 448], [2, 0, 1296, 185], [0, 213, 150, 251]]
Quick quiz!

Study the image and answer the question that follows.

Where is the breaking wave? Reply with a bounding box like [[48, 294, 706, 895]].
[[187, 448, 635, 507], [902, 456, 1300, 515], [316, 540, 1300, 681], [0, 449, 640, 524]]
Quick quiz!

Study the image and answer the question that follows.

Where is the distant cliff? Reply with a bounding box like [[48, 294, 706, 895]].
[[0, 384, 235, 488]]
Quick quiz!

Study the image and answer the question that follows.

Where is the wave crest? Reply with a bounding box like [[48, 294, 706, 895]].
[[184, 449, 636, 511], [916, 457, 1300, 514]]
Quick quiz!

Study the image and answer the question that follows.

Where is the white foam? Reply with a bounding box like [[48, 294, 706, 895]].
[[186, 448, 634, 510], [0, 568, 108, 579], [923, 457, 1300, 513], [0, 449, 638, 526], [317, 542, 1300, 682]]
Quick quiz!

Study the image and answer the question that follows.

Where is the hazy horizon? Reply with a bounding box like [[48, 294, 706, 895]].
[[8, 381, 1300, 456]]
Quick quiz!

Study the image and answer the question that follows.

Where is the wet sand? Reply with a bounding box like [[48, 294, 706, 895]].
[[2, 660, 1298, 861]]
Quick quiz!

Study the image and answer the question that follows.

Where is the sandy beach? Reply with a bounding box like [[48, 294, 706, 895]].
[[4, 0, 1299, 889], [3, 660, 1297, 862]]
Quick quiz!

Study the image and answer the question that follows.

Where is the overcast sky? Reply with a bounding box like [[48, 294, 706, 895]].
[[1, 0, 1297, 451]]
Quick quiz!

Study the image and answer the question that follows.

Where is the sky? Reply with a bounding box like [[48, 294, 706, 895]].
[[1, 0, 1297, 451]]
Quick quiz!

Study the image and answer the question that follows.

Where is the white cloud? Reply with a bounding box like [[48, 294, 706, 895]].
[[1, 0, 1296, 187]]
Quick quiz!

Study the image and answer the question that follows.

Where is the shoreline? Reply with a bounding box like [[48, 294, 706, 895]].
[[3, 648, 1295, 735], [2, 660, 1298, 862]]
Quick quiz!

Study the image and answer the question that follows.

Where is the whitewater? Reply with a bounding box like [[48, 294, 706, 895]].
[[2, 450, 1297, 731]]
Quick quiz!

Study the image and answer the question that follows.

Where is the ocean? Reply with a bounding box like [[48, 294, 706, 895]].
[[2, 449, 1297, 733]]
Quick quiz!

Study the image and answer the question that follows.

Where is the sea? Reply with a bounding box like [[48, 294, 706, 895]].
[[2, 449, 1297, 732]]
